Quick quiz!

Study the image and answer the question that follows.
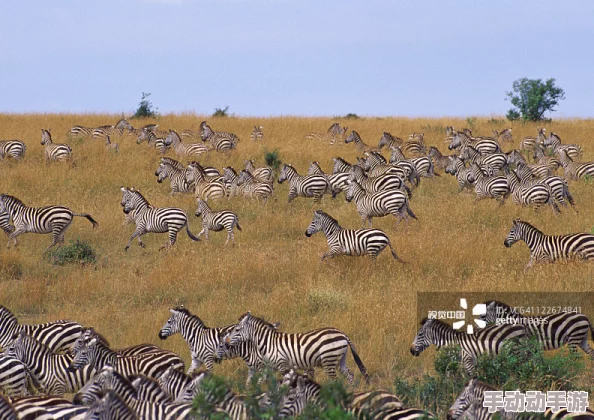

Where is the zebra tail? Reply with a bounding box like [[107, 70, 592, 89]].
[[348, 339, 370, 384], [74, 214, 99, 229], [406, 204, 418, 220], [388, 242, 403, 263], [403, 184, 413, 199], [235, 217, 242, 231], [185, 224, 200, 241], [564, 182, 575, 206]]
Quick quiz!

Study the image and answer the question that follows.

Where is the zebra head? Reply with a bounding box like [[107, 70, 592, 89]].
[[305, 210, 325, 237], [70, 336, 98, 370], [4, 331, 27, 360], [237, 170, 252, 186], [225, 312, 256, 347], [479, 300, 513, 326], [410, 318, 436, 356], [279, 373, 308, 418], [73, 365, 122, 405], [137, 128, 150, 144], [158, 307, 186, 340], [444, 156, 460, 175], [195, 199, 209, 218], [40, 129, 52, 145], [199, 121, 211, 140], [155, 163, 167, 183], [173, 371, 209, 404], [504, 218, 523, 248], [278, 164, 293, 184], [85, 391, 135, 420], [345, 130, 358, 144], [447, 378, 481, 419], [0, 196, 7, 216], [448, 133, 463, 150]]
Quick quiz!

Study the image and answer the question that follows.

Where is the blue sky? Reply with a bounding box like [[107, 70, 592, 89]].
[[1, 0, 593, 117]]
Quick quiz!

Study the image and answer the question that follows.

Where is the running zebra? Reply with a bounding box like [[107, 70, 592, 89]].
[[481, 300, 594, 357], [427, 146, 456, 172], [492, 128, 513, 143], [307, 161, 350, 197], [305, 210, 401, 261], [6, 332, 97, 396], [445, 156, 476, 192], [345, 180, 417, 228], [345, 130, 378, 152], [543, 132, 582, 160], [504, 218, 594, 268], [236, 170, 274, 203], [224, 311, 369, 383], [136, 127, 169, 154], [360, 151, 418, 186], [0, 354, 32, 397], [0, 305, 82, 353], [460, 144, 508, 173], [506, 171, 561, 213], [69, 124, 93, 139], [186, 163, 227, 201], [514, 163, 575, 209], [378, 132, 404, 149], [278, 164, 331, 202], [164, 129, 208, 158], [0, 193, 98, 250], [348, 165, 411, 197], [468, 163, 510, 204], [120, 187, 199, 251], [557, 149, 594, 181], [155, 159, 194, 195], [244, 159, 273, 184], [199, 121, 239, 152], [0, 140, 26, 160], [389, 145, 436, 178], [448, 131, 501, 154], [410, 318, 527, 374], [404, 133, 427, 156], [40, 129, 72, 163], [70, 327, 162, 358], [250, 125, 264, 141], [195, 199, 241, 245]]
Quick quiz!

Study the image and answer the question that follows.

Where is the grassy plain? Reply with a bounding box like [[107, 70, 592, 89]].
[[0, 114, 593, 395]]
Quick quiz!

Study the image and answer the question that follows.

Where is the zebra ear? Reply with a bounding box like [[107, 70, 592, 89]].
[[88, 338, 98, 346], [513, 218, 520, 224], [272, 322, 281, 329]]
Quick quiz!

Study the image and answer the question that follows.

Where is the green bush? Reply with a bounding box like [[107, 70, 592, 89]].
[[344, 113, 359, 120], [45, 239, 97, 266], [213, 106, 230, 117], [264, 149, 281, 172], [133, 92, 158, 118]]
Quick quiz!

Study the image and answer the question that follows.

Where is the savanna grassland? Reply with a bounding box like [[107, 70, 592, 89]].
[[1, 114, 593, 395]]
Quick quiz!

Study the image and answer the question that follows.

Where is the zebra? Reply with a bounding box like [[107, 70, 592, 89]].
[[120, 187, 199, 251], [445, 156, 476, 192], [480, 300, 594, 358], [360, 152, 418, 186], [448, 131, 501, 155], [460, 145, 508, 173], [345, 130, 378, 152], [504, 218, 594, 268], [186, 163, 227, 201], [305, 210, 400, 261], [389, 145, 436, 178], [404, 133, 428, 156], [467, 163, 510, 204], [278, 164, 331, 202], [70, 327, 163, 358], [514, 163, 575, 209], [69, 335, 185, 379], [244, 159, 273, 184], [307, 161, 350, 197], [447, 379, 514, 420], [40, 129, 73, 163], [348, 165, 412, 197], [332, 156, 358, 174], [136, 127, 169, 154], [519, 127, 547, 152], [250, 125, 264, 141], [410, 317, 527, 374], [92, 118, 133, 141], [306, 123, 348, 144], [492, 128, 513, 143], [224, 311, 369, 384], [84, 390, 138, 420], [378, 132, 404, 149], [543, 132, 582, 160], [236, 170, 274, 203], [556, 149, 594, 181], [345, 180, 417, 228], [0, 193, 98, 250], [507, 150, 553, 178], [0, 354, 32, 397], [199, 121, 239, 152], [427, 146, 456, 172], [156, 365, 194, 401], [6, 332, 97, 396], [104, 135, 119, 152], [164, 129, 208, 158], [506, 171, 561, 213], [0, 395, 17, 420], [11, 395, 89, 420], [69, 125, 94, 139], [533, 144, 561, 171], [155, 160, 194, 195], [0, 140, 26, 160], [195, 199, 241, 245]]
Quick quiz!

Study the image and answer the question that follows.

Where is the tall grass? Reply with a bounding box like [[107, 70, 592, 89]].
[[0, 115, 593, 398]]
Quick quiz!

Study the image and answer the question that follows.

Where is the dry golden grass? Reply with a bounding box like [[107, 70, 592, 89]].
[[1, 114, 593, 393]]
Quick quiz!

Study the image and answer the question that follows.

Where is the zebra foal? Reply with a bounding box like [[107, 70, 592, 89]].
[[195, 199, 241, 245]]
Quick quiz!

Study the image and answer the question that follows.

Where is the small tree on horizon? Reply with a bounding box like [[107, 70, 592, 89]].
[[506, 78, 565, 122], [133, 92, 158, 118]]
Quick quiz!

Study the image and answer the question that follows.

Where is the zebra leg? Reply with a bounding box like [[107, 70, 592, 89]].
[[187, 356, 203, 375], [338, 352, 354, 383], [321, 249, 341, 261], [288, 188, 297, 203], [461, 351, 476, 376], [225, 227, 234, 246], [579, 333, 594, 358], [7, 228, 26, 248], [160, 229, 178, 251], [197, 227, 206, 240], [125, 229, 145, 251]]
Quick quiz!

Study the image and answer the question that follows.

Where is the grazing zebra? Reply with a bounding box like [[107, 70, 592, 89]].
[[345, 180, 417, 228], [389, 145, 436, 178], [468, 163, 510, 204], [404, 133, 427, 156], [378, 132, 404, 149], [104, 135, 119, 152], [195, 199, 241, 245], [345, 130, 378, 152], [236, 170, 274, 203], [504, 218, 594, 268], [156, 160, 194, 195], [136, 127, 169, 154], [514, 163, 575, 209], [543, 132, 582, 160], [85, 390, 137, 420], [427, 146, 456, 172], [225, 311, 369, 383], [445, 156, 476, 192], [278, 164, 331, 202], [557, 149, 594, 181], [244, 159, 273, 184], [305, 210, 400, 261], [307, 161, 350, 197], [164, 129, 208, 158], [0, 193, 98, 250], [348, 165, 412, 197], [6, 332, 97, 395], [460, 145, 508, 173], [306, 123, 348, 144], [506, 171, 561, 213], [40, 129, 73, 163], [0, 354, 32, 397], [120, 187, 199, 251], [448, 131, 501, 155], [0, 140, 26, 160], [410, 318, 527, 374], [448, 379, 512, 420], [481, 300, 594, 357], [199, 121, 239, 152], [492, 128, 513, 143], [250, 125, 264, 141]]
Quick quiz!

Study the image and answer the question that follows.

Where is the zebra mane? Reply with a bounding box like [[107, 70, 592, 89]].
[[314, 210, 340, 227], [172, 306, 205, 327], [224, 166, 238, 176], [327, 122, 340, 132], [129, 189, 150, 206], [84, 327, 111, 348], [333, 157, 350, 165], [484, 300, 511, 311], [161, 157, 183, 170], [239, 312, 277, 331], [103, 367, 139, 397], [0, 194, 24, 207], [0, 305, 17, 323], [512, 219, 540, 233], [15, 331, 56, 354]]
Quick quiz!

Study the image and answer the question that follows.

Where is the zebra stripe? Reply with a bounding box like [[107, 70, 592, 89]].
[[6, 332, 96, 396], [199, 121, 239, 152], [506, 171, 560, 213], [0, 193, 98, 250], [136, 128, 169, 154], [332, 157, 357, 174], [307, 161, 350, 197], [40, 129, 72, 162], [195, 199, 241, 245], [236, 170, 274, 203], [156, 365, 193, 401], [543, 132, 582, 160], [557, 149, 594, 181], [468, 163, 510, 203], [492, 128, 513, 143], [92, 118, 133, 141], [389, 146, 436, 178], [164, 129, 208, 158], [120, 187, 199, 251], [305, 210, 400, 261], [250, 125, 264, 141], [278, 164, 330, 202], [448, 379, 508, 420], [361, 152, 418, 186], [514, 164, 575, 209], [404, 133, 427, 156], [244, 159, 273, 184], [427, 146, 456, 172], [225, 311, 369, 383], [460, 145, 508, 173], [445, 156, 475, 192], [348, 165, 411, 197], [306, 123, 348, 144], [0, 140, 26, 160], [70, 327, 163, 358], [345, 130, 377, 152], [12, 395, 88, 420], [504, 218, 594, 268], [84, 391, 137, 420], [448, 131, 501, 155], [186, 162, 227, 201], [410, 318, 527, 374], [0, 210, 13, 237], [378, 132, 404, 150], [69, 125, 93, 138], [345, 180, 417, 228], [0, 395, 17, 420], [533, 144, 561, 171], [0, 354, 31, 397], [155, 160, 194, 194]]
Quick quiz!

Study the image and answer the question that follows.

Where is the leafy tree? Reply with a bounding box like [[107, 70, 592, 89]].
[[506, 78, 565, 122], [213, 106, 230, 117], [133, 92, 158, 118]]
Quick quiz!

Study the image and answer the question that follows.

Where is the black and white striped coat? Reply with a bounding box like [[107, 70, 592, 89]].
[[0, 193, 98, 251], [40, 129, 72, 163], [84, 391, 137, 420], [70, 327, 163, 358], [345, 130, 378, 152], [514, 163, 575, 209], [460, 144, 507, 173], [0, 211, 14, 236], [492, 128, 513, 143], [278, 164, 330, 202], [307, 161, 350, 197], [445, 156, 475, 192], [347, 165, 411, 197], [250, 125, 264, 141], [557, 149, 594, 181], [244, 159, 273, 184], [156, 160, 194, 194], [11, 395, 89, 420], [377, 132, 404, 150], [235, 170, 274, 203], [506, 171, 560, 213], [360, 152, 417, 186], [120, 187, 199, 251], [467, 163, 510, 204], [0, 354, 32, 397], [543, 132, 582, 160], [0, 140, 26, 160], [164, 129, 208, 158], [0, 395, 17, 420], [186, 162, 227, 201], [345, 180, 417, 228], [137, 128, 169, 154], [305, 210, 400, 261], [448, 131, 501, 155], [195, 199, 241, 245], [199, 121, 239, 152], [504, 218, 594, 268], [389, 145, 436, 178], [448, 379, 513, 420]]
